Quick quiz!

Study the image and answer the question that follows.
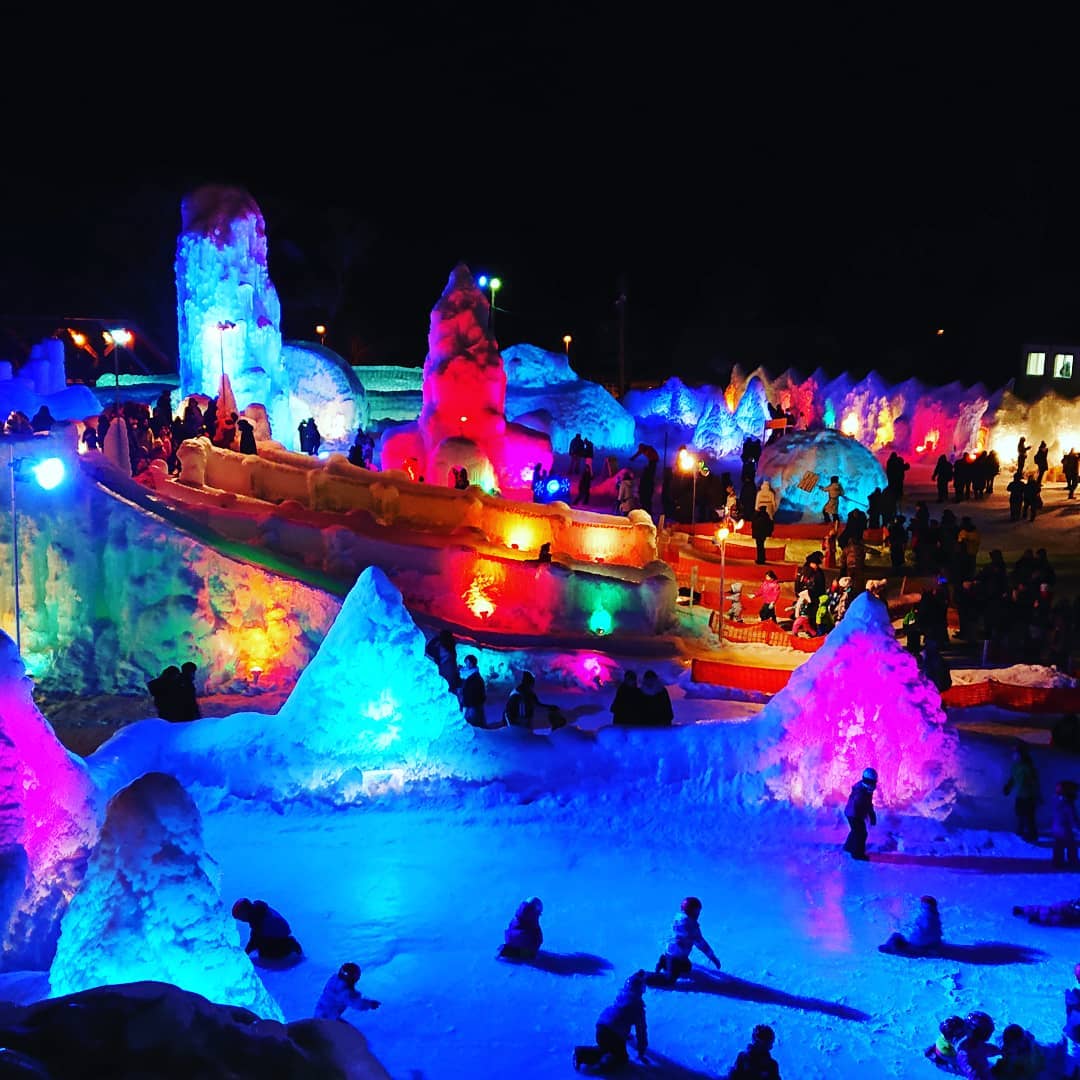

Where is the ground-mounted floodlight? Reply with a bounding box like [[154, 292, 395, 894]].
[[5, 438, 67, 656]]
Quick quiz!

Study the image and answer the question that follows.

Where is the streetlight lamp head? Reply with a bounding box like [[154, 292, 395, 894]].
[[717, 526, 730, 542], [489, 277, 502, 294], [563, 334, 572, 346], [31, 458, 65, 491], [477, 275, 488, 288], [678, 447, 696, 473]]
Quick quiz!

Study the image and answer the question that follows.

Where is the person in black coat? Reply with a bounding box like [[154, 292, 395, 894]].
[[751, 507, 774, 565], [425, 629, 462, 693], [573, 461, 593, 506], [842, 768, 878, 860], [177, 661, 201, 721], [237, 417, 257, 455], [610, 671, 645, 726], [147, 665, 183, 722], [460, 654, 489, 728], [231, 898, 302, 960], [931, 454, 953, 503], [639, 670, 673, 726], [727, 1024, 781, 1079]]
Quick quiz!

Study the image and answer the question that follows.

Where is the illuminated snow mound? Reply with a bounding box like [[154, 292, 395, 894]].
[[757, 430, 888, 522], [622, 378, 712, 428], [507, 380, 637, 457], [49, 772, 283, 1021], [502, 344, 579, 387], [692, 395, 744, 457], [280, 341, 368, 453], [276, 565, 466, 766], [0, 631, 98, 970], [756, 591, 959, 818]]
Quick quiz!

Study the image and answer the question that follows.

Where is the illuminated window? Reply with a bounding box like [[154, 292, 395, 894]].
[[1026, 351, 1045, 375], [1054, 353, 1074, 379]]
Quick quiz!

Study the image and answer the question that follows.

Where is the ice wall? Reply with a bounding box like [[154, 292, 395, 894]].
[[756, 430, 888, 522], [280, 341, 369, 454], [49, 771, 283, 1021], [0, 631, 98, 970], [756, 591, 959, 818]]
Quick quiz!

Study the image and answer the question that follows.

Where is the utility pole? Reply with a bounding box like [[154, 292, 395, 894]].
[[615, 274, 628, 399]]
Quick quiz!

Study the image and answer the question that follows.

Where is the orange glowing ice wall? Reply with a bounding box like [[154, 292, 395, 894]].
[[381, 264, 551, 493]]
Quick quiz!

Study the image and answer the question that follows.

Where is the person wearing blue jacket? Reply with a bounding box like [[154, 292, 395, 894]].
[[652, 896, 721, 985], [842, 767, 878, 861], [498, 897, 543, 961], [573, 970, 648, 1071], [231, 898, 302, 960], [879, 895, 943, 955], [314, 962, 381, 1021]]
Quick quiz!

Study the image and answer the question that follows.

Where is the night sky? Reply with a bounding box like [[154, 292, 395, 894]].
[[2, 15, 1077, 393]]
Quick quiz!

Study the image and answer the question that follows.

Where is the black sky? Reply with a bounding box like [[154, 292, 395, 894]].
[[2, 13, 1078, 391]]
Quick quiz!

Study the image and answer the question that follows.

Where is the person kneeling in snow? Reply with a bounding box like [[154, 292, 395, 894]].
[[498, 896, 543, 961], [314, 962, 381, 1020], [993, 1023, 1044, 1078], [879, 895, 943, 956], [652, 896, 721, 985], [573, 970, 648, 1071], [232, 898, 302, 960], [925, 1014, 966, 1072]]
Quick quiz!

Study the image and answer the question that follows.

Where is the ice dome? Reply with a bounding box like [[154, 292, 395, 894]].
[[756, 430, 888, 522]]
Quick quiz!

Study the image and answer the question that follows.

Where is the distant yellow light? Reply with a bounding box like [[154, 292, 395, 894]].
[[677, 447, 696, 473], [315, 324, 326, 336], [936, 328, 944, 336], [840, 413, 859, 437]]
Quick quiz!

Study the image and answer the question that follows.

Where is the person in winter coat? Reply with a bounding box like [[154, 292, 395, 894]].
[[1012, 896, 1080, 926], [498, 896, 544, 960], [1034, 440, 1050, 484], [757, 570, 781, 623], [932, 454, 954, 503], [887, 515, 909, 571], [652, 896, 721, 985], [842, 767, 878, 861], [573, 970, 648, 1070], [751, 506, 774, 565], [1052, 780, 1080, 869], [790, 590, 816, 637], [879, 895, 943, 955], [821, 475, 844, 523], [991, 1023, 1043, 1078], [236, 417, 257, 455], [1065, 962, 1080, 1079], [955, 1011, 1000, 1078], [925, 1015, 966, 1071], [1022, 476, 1042, 522], [314, 962, 381, 1020], [459, 654, 488, 728], [616, 471, 634, 515], [504, 671, 566, 729], [727, 582, 745, 623], [1063, 448, 1080, 499], [639, 670, 674, 727], [1006, 472, 1026, 521], [572, 461, 592, 506], [425, 629, 462, 693], [231, 898, 303, 960], [794, 551, 827, 623], [1003, 742, 1041, 843], [610, 670, 645, 727], [727, 1023, 780, 1080], [754, 480, 778, 521]]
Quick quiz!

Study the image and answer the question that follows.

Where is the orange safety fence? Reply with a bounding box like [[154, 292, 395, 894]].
[[941, 681, 1080, 713], [690, 658, 793, 694]]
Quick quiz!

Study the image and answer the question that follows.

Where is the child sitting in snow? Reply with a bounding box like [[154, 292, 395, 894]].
[[879, 895, 943, 956], [498, 896, 544, 961], [314, 962, 381, 1021], [992, 1023, 1044, 1078], [925, 1015, 965, 1071]]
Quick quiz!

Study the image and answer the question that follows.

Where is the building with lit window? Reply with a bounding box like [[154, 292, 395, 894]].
[[1018, 342, 1079, 398]]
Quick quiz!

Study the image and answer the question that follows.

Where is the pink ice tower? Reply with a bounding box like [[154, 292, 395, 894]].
[[381, 265, 551, 494]]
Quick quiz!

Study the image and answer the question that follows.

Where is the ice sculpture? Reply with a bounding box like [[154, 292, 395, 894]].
[[275, 565, 465, 769], [380, 265, 551, 493], [49, 771, 283, 1021], [0, 631, 98, 970], [756, 591, 959, 818], [756, 430, 888, 522], [175, 185, 365, 454]]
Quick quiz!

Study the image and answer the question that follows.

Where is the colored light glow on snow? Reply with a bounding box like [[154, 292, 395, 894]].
[[873, 405, 894, 449], [840, 412, 859, 437], [588, 604, 613, 636], [823, 402, 836, 429], [724, 385, 737, 410], [506, 522, 540, 552], [30, 458, 65, 491], [464, 574, 496, 619], [914, 429, 939, 453]]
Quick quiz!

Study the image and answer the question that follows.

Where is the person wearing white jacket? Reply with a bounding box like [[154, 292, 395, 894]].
[[651, 897, 721, 985], [754, 480, 778, 520], [314, 962, 381, 1021]]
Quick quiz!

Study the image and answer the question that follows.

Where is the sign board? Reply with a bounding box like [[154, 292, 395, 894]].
[[764, 418, 789, 430]]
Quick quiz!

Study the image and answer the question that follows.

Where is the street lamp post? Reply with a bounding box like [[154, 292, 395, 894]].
[[715, 523, 730, 644], [563, 334, 572, 357], [677, 446, 698, 526], [478, 275, 502, 334], [315, 324, 326, 345], [5, 439, 65, 656], [106, 328, 132, 411]]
